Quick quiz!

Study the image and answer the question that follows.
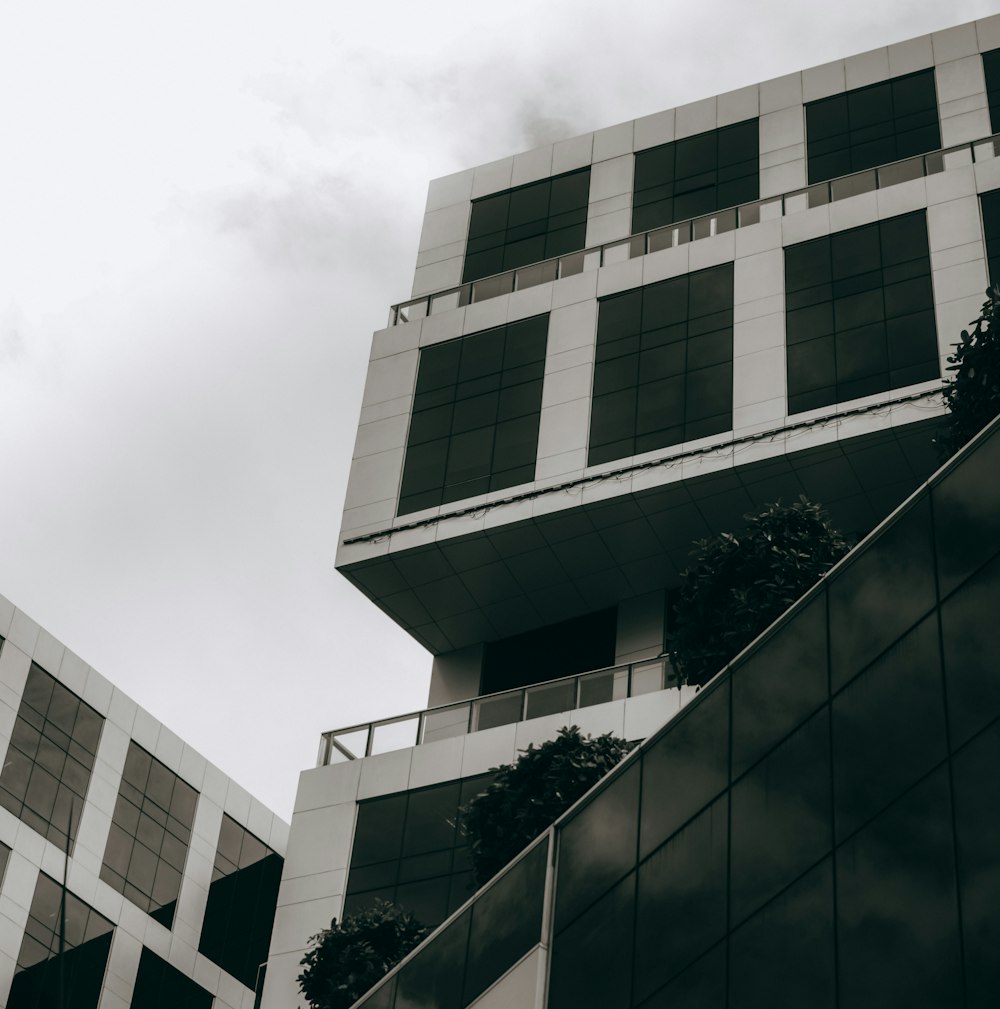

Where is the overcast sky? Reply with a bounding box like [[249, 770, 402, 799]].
[[0, 0, 993, 819]]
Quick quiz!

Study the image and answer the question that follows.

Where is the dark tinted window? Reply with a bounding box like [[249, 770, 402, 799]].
[[131, 947, 213, 1009], [983, 48, 1000, 134], [463, 168, 590, 283], [199, 814, 283, 989], [806, 69, 940, 183], [99, 741, 198, 928], [632, 120, 759, 234], [399, 316, 547, 515], [11, 872, 114, 1009], [785, 210, 938, 414], [590, 264, 733, 465], [0, 662, 103, 852], [395, 907, 470, 1009], [980, 187, 1000, 296]]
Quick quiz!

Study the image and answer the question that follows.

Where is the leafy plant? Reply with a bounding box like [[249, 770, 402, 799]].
[[939, 286, 1000, 458], [668, 497, 850, 687], [298, 900, 428, 1009], [460, 725, 632, 886]]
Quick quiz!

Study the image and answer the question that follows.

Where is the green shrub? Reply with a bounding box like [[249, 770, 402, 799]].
[[460, 725, 632, 886], [298, 900, 428, 1009], [668, 497, 850, 686]]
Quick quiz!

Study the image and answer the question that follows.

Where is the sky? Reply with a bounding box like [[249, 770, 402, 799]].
[[0, 0, 994, 819]]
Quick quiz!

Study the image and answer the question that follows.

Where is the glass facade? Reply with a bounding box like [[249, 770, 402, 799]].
[[131, 947, 213, 1009], [805, 69, 940, 184], [356, 417, 1000, 1009], [631, 120, 759, 234], [981, 188, 1000, 285], [398, 316, 548, 515], [0, 661, 104, 853], [984, 48, 1000, 133], [784, 210, 939, 414], [589, 263, 733, 465], [10, 872, 115, 1009], [462, 169, 590, 284], [100, 741, 198, 928], [344, 774, 493, 928], [199, 813, 283, 990]]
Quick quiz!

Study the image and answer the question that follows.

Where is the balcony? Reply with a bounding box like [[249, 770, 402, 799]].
[[317, 656, 684, 765], [388, 135, 998, 326]]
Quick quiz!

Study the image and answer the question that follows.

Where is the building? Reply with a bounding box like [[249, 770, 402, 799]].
[[261, 14, 1000, 1009], [0, 596, 288, 1009]]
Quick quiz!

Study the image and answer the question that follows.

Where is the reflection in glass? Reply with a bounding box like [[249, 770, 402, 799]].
[[830, 170, 876, 200], [579, 666, 628, 707], [836, 767, 962, 1009], [395, 908, 470, 1009], [878, 155, 924, 186], [524, 680, 576, 719], [421, 704, 471, 744], [514, 260, 558, 290], [636, 942, 726, 1009], [473, 691, 523, 730], [132, 946, 213, 1009], [631, 659, 667, 696], [370, 717, 420, 756]]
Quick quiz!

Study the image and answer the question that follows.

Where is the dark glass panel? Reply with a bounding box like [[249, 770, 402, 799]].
[[731, 592, 828, 776], [395, 908, 470, 1009], [985, 49, 1000, 133], [832, 612, 947, 840], [828, 495, 936, 690], [835, 767, 962, 1009], [640, 680, 729, 858], [548, 871, 634, 1009], [635, 943, 726, 1009], [729, 858, 835, 1009], [554, 760, 639, 931], [730, 709, 832, 924], [22, 664, 55, 716], [401, 783, 460, 856], [463, 839, 547, 1004], [941, 553, 1000, 749], [131, 946, 213, 1009], [634, 797, 727, 1001], [952, 720, 1000, 1007], [351, 794, 407, 866]]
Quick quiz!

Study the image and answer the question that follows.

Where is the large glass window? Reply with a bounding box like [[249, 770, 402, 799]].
[[462, 168, 590, 284], [785, 210, 938, 414], [983, 48, 1000, 134], [0, 662, 103, 852], [589, 263, 733, 465], [131, 947, 213, 1009], [632, 120, 758, 234], [199, 814, 283, 990], [399, 316, 547, 515], [805, 69, 940, 184], [980, 189, 1000, 287], [345, 774, 493, 928], [100, 741, 198, 928], [10, 872, 114, 1009]]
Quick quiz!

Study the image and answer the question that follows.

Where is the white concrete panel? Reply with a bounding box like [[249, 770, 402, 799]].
[[5, 610, 39, 657], [935, 293, 987, 360], [472, 157, 514, 199], [675, 96, 717, 139], [718, 85, 759, 127], [977, 14, 1000, 51], [373, 320, 421, 359], [515, 712, 573, 752], [927, 196, 983, 253], [107, 687, 137, 734], [0, 595, 13, 638], [201, 760, 230, 806], [932, 22, 979, 63], [933, 258, 989, 304], [340, 499, 394, 539], [941, 93, 989, 119], [734, 396, 786, 432], [416, 239, 466, 269], [941, 108, 992, 147], [463, 294, 510, 334], [468, 946, 544, 1009], [541, 364, 593, 409], [508, 282, 554, 322], [592, 121, 634, 162], [888, 34, 935, 76], [844, 47, 890, 90], [802, 59, 846, 102], [0, 642, 29, 699], [734, 292, 785, 324], [760, 107, 804, 154], [417, 203, 471, 254], [781, 203, 832, 245], [936, 54, 987, 104], [131, 704, 159, 751], [734, 312, 785, 357], [259, 949, 302, 1009], [734, 218, 782, 259], [875, 176, 927, 219], [269, 896, 340, 956], [412, 258, 464, 298], [932, 240, 986, 270], [418, 309, 464, 348], [277, 868, 345, 909], [760, 143, 804, 170], [624, 689, 683, 741], [461, 722, 518, 777], [589, 154, 633, 204], [689, 231, 735, 272], [534, 447, 587, 480], [294, 761, 362, 814], [360, 393, 412, 426], [342, 448, 404, 512], [734, 346, 786, 408], [552, 132, 593, 175], [283, 802, 355, 880], [925, 163, 976, 205], [585, 209, 631, 247], [642, 244, 690, 285], [511, 145, 554, 188], [536, 398, 590, 460], [634, 108, 674, 151], [408, 735, 467, 789], [353, 413, 409, 460], [570, 700, 627, 740], [588, 192, 632, 219], [734, 249, 783, 305], [361, 349, 419, 408], [551, 268, 598, 310], [596, 257, 643, 297], [828, 190, 879, 232], [760, 160, 807, 198], [759, 72, 802, 115], [425, 169, 475, 214], [357, 748, 413, 800], [545, 344, 593, 377], [32, 628, 64, 676]]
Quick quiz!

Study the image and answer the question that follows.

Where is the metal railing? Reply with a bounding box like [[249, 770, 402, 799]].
[[389, 135, 999, 327], [317, 655, 679, 765]]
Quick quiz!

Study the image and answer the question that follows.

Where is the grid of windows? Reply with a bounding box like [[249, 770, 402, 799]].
[[398, 316, 548, 515], [984, 48, 1000, 133], [981, 189, 1000, 285], [131, 947, 213, 1009], [0, 662, 104, 853], [589, 263, 733, 466], [345, 774, 493, 928], [11, 872, 115, 1009], [100, 741, 198, 928], [785, 210, 938, 415], [199, 813, 283, 990], [462, 169, 590, 284], [805, 69, 940, 184], [631, 120, 759, 234]]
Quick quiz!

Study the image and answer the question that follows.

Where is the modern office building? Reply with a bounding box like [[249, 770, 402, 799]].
[[0, 595, 287, 1009], [261, 13, 1000, 1009]]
